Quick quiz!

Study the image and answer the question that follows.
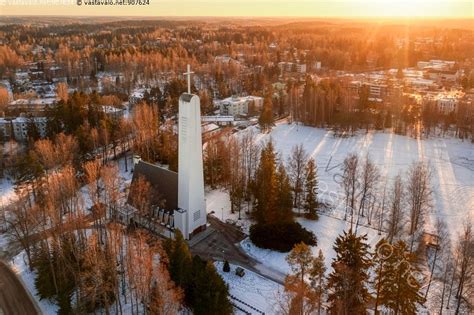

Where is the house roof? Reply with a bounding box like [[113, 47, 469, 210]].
[[131, 160, 178, 211]]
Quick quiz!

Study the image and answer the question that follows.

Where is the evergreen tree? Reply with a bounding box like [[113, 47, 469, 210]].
[[304, 158, 319, 220], [188, 256, 232, 315], [327, 230, 372, 315], [253, 140, 278, 225], [258, 89, 274, 133], [373, 238, 391, 314], [223, 260, 230, 272], [375, 240, 425, 314], [166, 230, 192, 288], [275, 162, 293, 223], [165, 231, 231, 314]]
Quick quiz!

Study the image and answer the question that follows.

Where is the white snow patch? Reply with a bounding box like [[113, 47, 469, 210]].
[[215, 261, 282, 314], [10, 252, 59, 315]]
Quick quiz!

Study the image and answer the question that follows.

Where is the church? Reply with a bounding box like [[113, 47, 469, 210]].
[[122, 66, 207, 240]]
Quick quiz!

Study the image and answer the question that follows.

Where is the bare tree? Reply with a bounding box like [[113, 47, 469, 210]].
[[54, 133, 79, 167], [56, 82, 69, 102], [240, 130, 259, 212], [229, 137, 245, 218], [454, 221, 473, 314], [386, 174, 404, 243], [5, 194, 41, 269], [129, 176, 152, 216], [79, 232, 117, 315], [425, 219, 449, 300], [100, 163, 121, 220], [407, 162, 432, 252], [149, 264, 183, 315], [84, 160, 101, 206], [132, 103, 160, 162], [340, 153, 359, 227], [118, 118, 133, 172], [288, 144, 308, 211], [33, 139, 56, 172], [439, 259, 453, 314], [355, 155, 379, 231]]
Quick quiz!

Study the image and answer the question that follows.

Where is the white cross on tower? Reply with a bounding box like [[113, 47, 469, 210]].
[[183, 64, 194, 94]]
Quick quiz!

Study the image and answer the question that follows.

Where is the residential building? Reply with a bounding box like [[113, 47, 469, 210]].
[[216, 95, 264, 116], [8, 98, 57, 115], [0, 118, 12, 141], [101, 105, 125, 119], [0, 116, 47, 142], [278, 62, 307, 74], [12, 117, 47, 141]]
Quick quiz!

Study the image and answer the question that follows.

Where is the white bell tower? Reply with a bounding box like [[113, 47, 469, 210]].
[[174, 65, 207, 239]]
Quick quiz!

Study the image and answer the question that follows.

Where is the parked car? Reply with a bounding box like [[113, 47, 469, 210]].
[[235, 267, 245, 277], [226, 218, 236, 225]]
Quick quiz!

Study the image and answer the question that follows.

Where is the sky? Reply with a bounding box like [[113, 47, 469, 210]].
[[0, 0, 473, 17]]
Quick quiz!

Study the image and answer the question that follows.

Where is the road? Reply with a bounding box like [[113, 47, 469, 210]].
[[0, 261, 39, 315], [191, 215, 286, 285]]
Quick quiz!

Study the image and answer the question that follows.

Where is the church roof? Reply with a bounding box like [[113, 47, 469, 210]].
[[131, 160, 178, 211]]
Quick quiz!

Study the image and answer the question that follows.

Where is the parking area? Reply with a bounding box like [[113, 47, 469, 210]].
[[190, 216, 255, 267]]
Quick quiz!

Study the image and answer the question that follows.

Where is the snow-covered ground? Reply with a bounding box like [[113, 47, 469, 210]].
[[0, 157, 134, 314], [249, 122, 473, 242], [206, 122, 474, 314], [0, 177, 16, 208], [215, 261, 283, 314], [207, 122, 474, 266], [240, 214, 382, 275], [10, 252, 59, 314]]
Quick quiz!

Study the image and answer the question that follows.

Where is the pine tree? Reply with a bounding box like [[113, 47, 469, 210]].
[[258, 89, 274, 133], [327, 230, 372, 315], [166, 230, 192, 288], [223, 260, 230, 272], [188, 256, 232, 315], [304, 158, 318, 220], [275, 162, 293, 223], [165, 231, 231, 314], [373, 238, 391, 314], [253, 140, 278, 225], [375, 240, 425, 314]]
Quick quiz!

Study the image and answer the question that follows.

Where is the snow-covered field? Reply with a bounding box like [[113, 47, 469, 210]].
[[208, 122, 474, 263], [250, 122, 473, 241], [207, 122, 474, 314]]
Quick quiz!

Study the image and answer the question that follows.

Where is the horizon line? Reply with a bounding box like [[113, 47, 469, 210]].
[[2, 15, 474, 19]]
